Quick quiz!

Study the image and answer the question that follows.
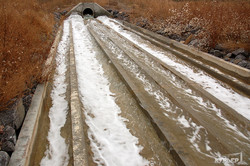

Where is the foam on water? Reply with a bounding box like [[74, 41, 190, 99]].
[[40, 20, 70, 166], [70, 14, 149, 166], [92, 18, 238, 165], [98, 16, 250, 121]]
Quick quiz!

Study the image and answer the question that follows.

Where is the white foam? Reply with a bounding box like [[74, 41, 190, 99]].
[[92, 18, 241, 164], [40, 20, 70, 166], [70, 15, 149, 166], [178, 115, 191, 128], [92, 23, 214, 157], [98, 16, 250, 120]]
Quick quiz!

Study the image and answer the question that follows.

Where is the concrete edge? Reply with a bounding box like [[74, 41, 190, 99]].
[[66, 2, 82, 17], [99, 19, 250, 130], [69, 21, 89, 166], [99, 21, 250, 131], [122, 21, 250, 83], [91, 2, 112, 17], [8, 25, 64, 166], [120, 21, 250, 97], [88, 27, 188, 166], [8, 84, 47, 166], [43, 25, 64, 77]]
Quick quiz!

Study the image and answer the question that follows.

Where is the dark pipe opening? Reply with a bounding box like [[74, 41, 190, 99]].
[[83, 8, 94, 16]]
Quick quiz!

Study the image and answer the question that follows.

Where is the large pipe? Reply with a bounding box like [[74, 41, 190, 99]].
[[83, 8, 94, 16]]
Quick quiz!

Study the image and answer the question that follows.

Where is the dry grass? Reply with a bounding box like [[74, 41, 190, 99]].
[[124, 0, 250, 51], [0, 0, 54, 110]]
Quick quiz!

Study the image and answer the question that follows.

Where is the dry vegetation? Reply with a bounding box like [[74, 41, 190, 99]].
[[122, 0, 250, 51], [0, 0, 249, 110], [0, 0, 54, 109]]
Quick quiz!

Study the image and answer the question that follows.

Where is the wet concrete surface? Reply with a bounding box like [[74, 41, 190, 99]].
[[92, 32, 176, 165], [29, 85, 51, 166], [29, 42, 73, 166], [88, 18, 250, 165], [93, 19, 250, 157], [21, 15, 250, 166]]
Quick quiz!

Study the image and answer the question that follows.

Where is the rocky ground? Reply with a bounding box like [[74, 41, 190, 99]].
[[0, 84, 36, 166]]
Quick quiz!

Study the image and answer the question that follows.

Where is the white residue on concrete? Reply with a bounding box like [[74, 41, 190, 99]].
[[91, 20, 243, 165], [98, 16, 250, 121], [92, 24, 216, 158], [178, 115, 191, 128], [40, 20, 70, 166], [70, 14, 149, 166]]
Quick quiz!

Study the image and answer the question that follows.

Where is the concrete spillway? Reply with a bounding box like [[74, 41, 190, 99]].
[[9, 3, 250, 166]]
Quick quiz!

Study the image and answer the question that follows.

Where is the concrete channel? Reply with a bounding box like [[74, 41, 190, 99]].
[[9, 3, 250, 166]]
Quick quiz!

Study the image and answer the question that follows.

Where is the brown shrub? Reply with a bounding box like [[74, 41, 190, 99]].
[[125, 0, 250, 51], [0, 0, 54, 110]]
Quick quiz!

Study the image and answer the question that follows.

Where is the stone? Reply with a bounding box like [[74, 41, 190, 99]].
[[136, 18, 150, 28], [185, 25, 199, 34], [0, 151, 10, 166], [2, 126, 16, 144], [156, 30, 164, 35], [22, 94, 33, 112], [224, 57, 230, 61], [224, 53, 233, 58], [238, 60, 248, 68], [190, 28, 199, 34], [188, 39, 199, 47], [54, 12, 61, 20], [112, 10, 119, 16], [210, 49, 225, 58], [1, 141, 15, 153], [232, 48, 248, 56], [214, 44, 225, 51], [209, 49, 215, 54], [214, 50, 225, 58], [169, 34, 182, 41], [235, 54, 246, 60], [233, 59, 242, 64], [116, 12, 129, 20], [0, 99, 25, 130], [14, 99, 25, 130], [246, 62, 250, 69], [60, 10, 68, 16], [0, 108, 13, 128]]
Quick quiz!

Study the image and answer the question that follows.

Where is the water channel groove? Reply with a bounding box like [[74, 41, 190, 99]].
[[24, 14, 250, 166]]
